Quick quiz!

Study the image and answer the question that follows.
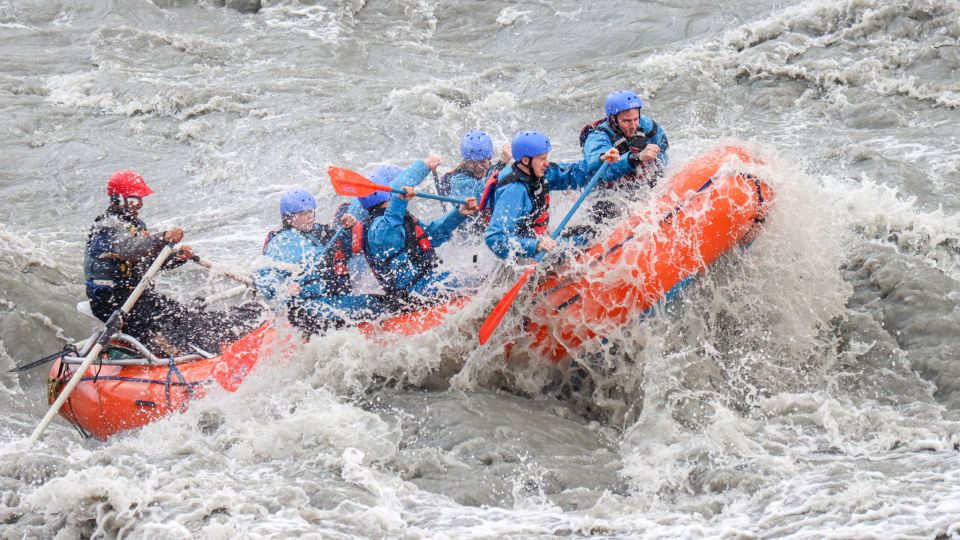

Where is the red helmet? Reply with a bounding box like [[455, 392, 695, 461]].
[[106, 170, 154, 198]]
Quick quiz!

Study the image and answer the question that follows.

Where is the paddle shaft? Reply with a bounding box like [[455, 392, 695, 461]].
[[27, 244, 175, 448], [197, 284, 249, 306], [478, 160, 614, 344], [386, 186, 467, 205], [192, 256, 253, 287], [323, 226, 346, 252]]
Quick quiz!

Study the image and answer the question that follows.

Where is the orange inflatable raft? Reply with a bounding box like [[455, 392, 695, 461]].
[[507, 146, 773, 362], [45, 146, 770, 439]]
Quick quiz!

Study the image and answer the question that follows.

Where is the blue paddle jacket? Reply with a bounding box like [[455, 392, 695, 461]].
[[254, 225, 352, 301], [363, 160, 467, 297], [255, 224, 382, 319], [484, 159, 597, 260], [582, 117, 669, 184]]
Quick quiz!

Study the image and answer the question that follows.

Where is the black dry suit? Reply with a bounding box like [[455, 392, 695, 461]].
[[84, 207, 258, 354]]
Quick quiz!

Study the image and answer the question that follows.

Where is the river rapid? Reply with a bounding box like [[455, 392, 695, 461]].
[[2, 0, 960, 538]]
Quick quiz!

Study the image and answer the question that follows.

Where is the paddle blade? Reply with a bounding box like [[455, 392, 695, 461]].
[[479, 266, 535, 345], [328, 166, 389, 198]]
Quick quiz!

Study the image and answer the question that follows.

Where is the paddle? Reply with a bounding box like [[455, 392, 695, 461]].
[[323, 226, 347, 252], [191, 255, 253, 287], [27, 244, 176, 448], [193, 284, 250, 308], [8, 345, 82, 374], [478, 159, 614, 345], [328, 166, 469, 206]]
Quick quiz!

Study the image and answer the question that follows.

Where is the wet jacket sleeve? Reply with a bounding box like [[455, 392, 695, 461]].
[[423, 208, 466, 248], [583, 130, 635, 182], [484, 183, 537, 259], [254, 234, 295, 301], [365, 160, 432, 256], [254, 231, 327, 301], [107, 222, 166, 264], [543, 159, 596, 191], [450, 172, 484, 201]]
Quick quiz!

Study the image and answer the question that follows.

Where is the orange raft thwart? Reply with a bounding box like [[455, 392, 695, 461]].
[[507, 146, 774, 363]]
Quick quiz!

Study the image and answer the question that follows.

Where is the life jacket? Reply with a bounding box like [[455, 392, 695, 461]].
[[579, 118, 660, 187], [262, 225, 352, 297], [313, 225, 352, 296], [490, 166, 550, 238], [475, 168, 501, 229], [437, 171, 453, 197], [360, 208, 438, 298], [83, 210, 150, 297]]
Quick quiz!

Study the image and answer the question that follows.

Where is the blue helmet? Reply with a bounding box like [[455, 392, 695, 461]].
[[604, 90, 644, 117], [280, 189, 317, 215], [360, 164, 403, 209], [460, 130, 493, 161], [358, 190, 390, 210], [511, 131, 552, 161], [369, 164, 403, 186]]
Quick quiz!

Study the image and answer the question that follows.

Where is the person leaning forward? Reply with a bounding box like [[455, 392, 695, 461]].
[[358, 156, 479, 311], [484, 131, 620, 261], [84, 170, 258, 355], [254, 189, 380, 335], [580, 90, 670, 222]]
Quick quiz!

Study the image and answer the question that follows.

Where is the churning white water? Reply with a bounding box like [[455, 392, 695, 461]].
[[2, 0, 960, 537]]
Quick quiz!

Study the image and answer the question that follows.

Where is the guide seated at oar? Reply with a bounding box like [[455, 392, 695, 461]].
[[255, 154, 479, 337], [84, 170, 263, 356]]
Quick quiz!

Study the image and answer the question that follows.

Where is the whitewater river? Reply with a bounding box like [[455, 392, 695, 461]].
[[2, 0, 960, 537]]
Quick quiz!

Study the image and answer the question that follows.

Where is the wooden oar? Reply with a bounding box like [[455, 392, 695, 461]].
[[328, 166, 468, 206], [478, 159, 614, 345], [27, 244, 175, 448], [191, 256, 253, 287]]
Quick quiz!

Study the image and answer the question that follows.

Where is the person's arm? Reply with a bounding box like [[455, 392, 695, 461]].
[[391, 160, 432, 190], [484, 184, 537, 259], [583, 130, 634, 181], [423, 207, 467, 247], [106, 220, 167, 263], [253, 234, 298, 301], [450, 172, 484, 202], [642, 116, 669, 166]]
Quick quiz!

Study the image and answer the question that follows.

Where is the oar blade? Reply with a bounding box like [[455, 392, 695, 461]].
[[328, 166, 381, 197], [479, 266, 535, 345]]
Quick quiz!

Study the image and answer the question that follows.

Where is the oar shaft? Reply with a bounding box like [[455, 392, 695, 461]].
[[27, 244, 175, 448], [532, 160, 613, 264], [388, 187, 467, 206], [193, 256, 253, 287], [323, 226, 346, 252]]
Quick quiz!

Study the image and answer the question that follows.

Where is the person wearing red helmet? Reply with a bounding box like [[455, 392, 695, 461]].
[[84, 170, 255, 354]]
